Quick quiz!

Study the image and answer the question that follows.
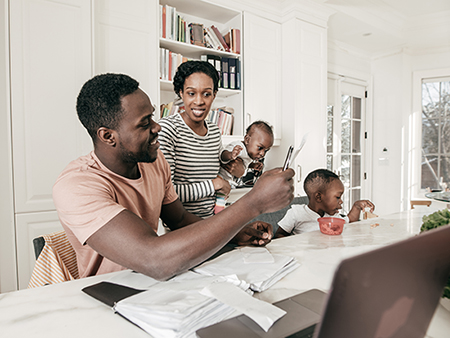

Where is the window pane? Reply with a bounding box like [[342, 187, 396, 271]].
[[341, 95, 350, 119], [341, 155, 350, 188], [327, 116, 333, 152], [440, 156, 450, 187], [353, 97, 361, 119], [342, 190, 350, 214], [441, 119, 450, 154], [422, 118, 439, 153], [442, 82, 450, 117], [421, 155, 438, 189], [352, 188, 361, 206], [352, 155, 361, 187], [327, 105, 333, 117], [341, 119, 350, 153], [422, 82, 440, 118], [352, 120, 361, 153], [327, 155, 333, 170]]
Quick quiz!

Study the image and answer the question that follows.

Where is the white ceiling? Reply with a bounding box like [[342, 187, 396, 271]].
[[315, 0, 450, 56]]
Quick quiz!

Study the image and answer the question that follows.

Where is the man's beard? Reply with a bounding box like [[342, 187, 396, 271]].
[[119, 142, 157, 164]]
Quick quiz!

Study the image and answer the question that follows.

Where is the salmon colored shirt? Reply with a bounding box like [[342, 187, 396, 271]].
[[53, 150, 178, 278]]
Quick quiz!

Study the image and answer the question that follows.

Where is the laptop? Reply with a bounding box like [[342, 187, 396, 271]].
[[197, 225, 450, 338]]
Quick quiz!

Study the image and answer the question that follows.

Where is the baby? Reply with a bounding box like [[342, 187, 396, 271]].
[[219, 121, 274, 186], [275, 168, 375, 237]]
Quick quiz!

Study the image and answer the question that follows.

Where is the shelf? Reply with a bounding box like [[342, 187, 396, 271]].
[[160, 0, 239, 23], [160, 79, 240, 98], [160, 38, 240, 59]]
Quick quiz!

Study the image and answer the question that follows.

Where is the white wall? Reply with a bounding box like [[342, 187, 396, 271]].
[[0, 0, 17, 292], [370, 49, 450, 215]]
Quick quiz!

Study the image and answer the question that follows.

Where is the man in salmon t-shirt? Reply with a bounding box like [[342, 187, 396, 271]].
[[53, 73, 295, 280]]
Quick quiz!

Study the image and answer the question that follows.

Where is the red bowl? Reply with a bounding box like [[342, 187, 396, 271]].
[[318, 217, 345, 235]]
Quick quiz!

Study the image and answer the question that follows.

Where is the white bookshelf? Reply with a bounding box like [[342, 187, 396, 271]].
[[158, 0, 244, 140]]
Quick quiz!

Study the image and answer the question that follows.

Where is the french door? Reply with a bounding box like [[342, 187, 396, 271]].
[[327, 75, 368, 214]]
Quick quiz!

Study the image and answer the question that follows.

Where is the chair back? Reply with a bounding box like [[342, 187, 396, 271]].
[[28, 230, 79, 288]]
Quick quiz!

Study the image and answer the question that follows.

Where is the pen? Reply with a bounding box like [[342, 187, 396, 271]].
[[283, 146, 294, 171]]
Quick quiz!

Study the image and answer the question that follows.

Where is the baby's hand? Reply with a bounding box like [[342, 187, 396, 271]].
[[230, 145, 243, 160], [249, 161, 264, 172], [353, 200, 375, 213]]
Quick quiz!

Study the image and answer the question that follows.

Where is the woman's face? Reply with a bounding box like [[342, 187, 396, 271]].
[[179, 72, 216, 127]]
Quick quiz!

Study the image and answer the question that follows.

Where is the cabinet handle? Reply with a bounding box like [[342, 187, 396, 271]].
[[297, 165, 302, 182], [246, 113, 252, 126]]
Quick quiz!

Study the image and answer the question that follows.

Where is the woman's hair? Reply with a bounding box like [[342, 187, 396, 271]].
[[303, 169, 340, 197], [173, 61, 219, 97], [77, 73, 139, 140]]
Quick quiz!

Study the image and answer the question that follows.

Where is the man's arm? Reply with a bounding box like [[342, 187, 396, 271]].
[[86, 167, 294, 281]]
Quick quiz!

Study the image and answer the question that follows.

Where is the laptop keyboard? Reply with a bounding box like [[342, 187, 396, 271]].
[[286, 324, 316, 338]]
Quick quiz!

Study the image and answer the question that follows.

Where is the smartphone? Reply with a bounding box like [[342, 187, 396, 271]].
[[282, 145, 294, 171]]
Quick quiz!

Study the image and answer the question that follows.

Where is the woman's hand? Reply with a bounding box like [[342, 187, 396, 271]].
[[212, 176, 231, 196]]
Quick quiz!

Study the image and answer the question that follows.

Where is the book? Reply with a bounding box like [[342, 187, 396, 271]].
[[221, 57, 229, 89], [211, 25, 230, 52], [205, 26, 224, 51], [229, 58, 236, 89], [232, 28, 240, 54]]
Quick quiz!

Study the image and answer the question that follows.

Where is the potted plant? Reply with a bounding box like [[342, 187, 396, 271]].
[[420, 209, 450, 311]]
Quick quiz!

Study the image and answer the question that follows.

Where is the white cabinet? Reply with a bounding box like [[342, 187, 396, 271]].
[[5, 0, 156, 291], [15, 211, 62, 289], [281, 18, 328, 194], [243, 12, 281, 146], [93, 0, 159, 99], [9, 0, 93, 214]]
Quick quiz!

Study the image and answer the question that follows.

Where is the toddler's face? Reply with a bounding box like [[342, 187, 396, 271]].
[[321, 179, 344, 215], [244, 128, 274, 161]]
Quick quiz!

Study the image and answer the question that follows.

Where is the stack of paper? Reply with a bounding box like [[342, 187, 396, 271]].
[[193, 247, 300, 292], [113, 272, 285, 338]]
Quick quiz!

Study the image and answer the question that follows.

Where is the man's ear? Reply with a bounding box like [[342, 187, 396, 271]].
[[97, 127, 116, 147]]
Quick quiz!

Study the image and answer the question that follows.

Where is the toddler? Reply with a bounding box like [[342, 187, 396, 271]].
[[275, 168, 375, 237], [219, 121, 274, 186]]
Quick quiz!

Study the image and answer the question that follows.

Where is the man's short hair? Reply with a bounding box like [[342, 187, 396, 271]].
[[303, 168, 340, 198], [76, 73, 139, 140]]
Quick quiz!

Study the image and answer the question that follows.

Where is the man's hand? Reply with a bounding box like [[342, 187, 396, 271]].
[[232, 221, 273, 246], [221, 157, 245, 178], [247, 168, 295, 214], [212, 176, 231, 196]]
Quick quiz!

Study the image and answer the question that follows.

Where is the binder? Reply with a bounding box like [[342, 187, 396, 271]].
[[229, 58, 236, 89], [82, 281, 144, 307], [221, 57, 229, 89]]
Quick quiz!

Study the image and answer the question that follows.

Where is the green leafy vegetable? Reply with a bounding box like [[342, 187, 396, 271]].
[[420, 208, 450, 299]]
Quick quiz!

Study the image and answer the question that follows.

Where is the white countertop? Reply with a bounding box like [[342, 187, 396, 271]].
[[1, 206, 449, 337]]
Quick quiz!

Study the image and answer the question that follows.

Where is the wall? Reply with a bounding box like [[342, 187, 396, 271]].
[[0, 0, 17, 292], [370, 48, 450, 215]]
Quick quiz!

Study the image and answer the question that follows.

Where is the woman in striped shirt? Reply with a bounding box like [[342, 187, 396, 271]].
[[158, 61, 243, 218]]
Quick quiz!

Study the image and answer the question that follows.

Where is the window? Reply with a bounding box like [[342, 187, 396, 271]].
[[421, 78, 450, 191]]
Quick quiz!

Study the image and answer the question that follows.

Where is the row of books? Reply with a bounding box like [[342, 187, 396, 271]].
[[159, 4, 190, 43], [159, 4, 240, 54], [201, 55, 241, 90], [206, 107, 234, 136], [159, 48, 188, 82], [160, 100, 184, 119]]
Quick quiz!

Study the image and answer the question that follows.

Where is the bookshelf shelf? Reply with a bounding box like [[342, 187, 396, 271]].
[[160, 38, 240, 59]]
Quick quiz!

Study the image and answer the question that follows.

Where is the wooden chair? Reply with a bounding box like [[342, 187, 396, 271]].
[[410, 200, 432, 209]]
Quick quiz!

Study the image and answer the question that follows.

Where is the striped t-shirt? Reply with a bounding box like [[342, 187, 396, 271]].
[[158, 113, 223, 218]]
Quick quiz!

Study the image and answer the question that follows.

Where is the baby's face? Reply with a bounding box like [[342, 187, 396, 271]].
[[244, 128, 274, 160], [320, 179, 344, 215]]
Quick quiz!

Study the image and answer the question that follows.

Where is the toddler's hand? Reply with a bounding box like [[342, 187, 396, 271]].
[[353, 200, 375, 213]]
